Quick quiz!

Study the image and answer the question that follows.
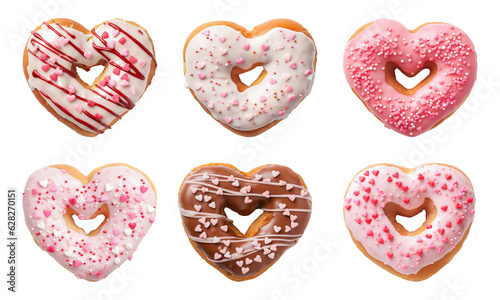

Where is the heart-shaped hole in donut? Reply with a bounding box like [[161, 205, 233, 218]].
[[231, 64, 267, 92], [383, 198, 437, 236], [74, 61, 107, 88], [224, 207, 272, 237], [386, 61, 437, 95], [63, 204, 109, 236]]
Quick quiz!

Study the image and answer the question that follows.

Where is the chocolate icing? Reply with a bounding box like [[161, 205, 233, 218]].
[[178, 164, 312, 279]]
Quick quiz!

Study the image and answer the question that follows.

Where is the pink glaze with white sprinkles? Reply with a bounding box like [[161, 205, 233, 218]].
[[184, 25, 316, 132], [344, 164, 475, 275], [344, 19, 477, 136], [26, 19, 155, 134], [23, 165, 156, 281]]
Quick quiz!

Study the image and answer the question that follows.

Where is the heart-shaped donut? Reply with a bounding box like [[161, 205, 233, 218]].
[[344, 19, 477, 136], [23, 164, 156, 281], [178, 163, 312, 280], [343, 163, 475, 281], [23, 18, 156, 136], [183, 19, 317, 136]]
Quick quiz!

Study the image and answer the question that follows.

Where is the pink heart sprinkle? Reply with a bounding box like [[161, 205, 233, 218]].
[[100, 195, 108, 201], [120, 194, 128, 202], [73, 260, 82, 268], [278, 110, 286, 116], [259, 95, 267, 102], [75, 105, 83, 113], [220, 91, 227, 98], [235, 58, 244, 64], [231, 99, 239, 106], [41, 64, 50, 72], [243, 44, 250, 50], [84, 52, 92, 59], [129, 56, 137, 63], [128, 223, 136, 230], [43, 210, 52, 217], [101, 31, 109, 38], [270, 78, 277, 84], [240, 104, 247, 111], [286, 85, 293, 92], [138, 60, 146, 67], [224, 116, 232, 123], [111, 237, 119, 245], [218, 36, 226, 42], [67, 94, 76, 102], [198, 72, 206, 79], [261, 44, 269, 51], [119, 37, 126, 45], [202, 29, 210, 36], [112, 29, 120, 37], [289, 62, 297, 69], [33, 211, 43, 219], [305, 69, 313, 76], [113, 228, 121, 236]]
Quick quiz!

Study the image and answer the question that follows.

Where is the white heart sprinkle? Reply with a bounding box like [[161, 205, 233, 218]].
[[39, 180, 48, 188], [105, 184, 114, 192]]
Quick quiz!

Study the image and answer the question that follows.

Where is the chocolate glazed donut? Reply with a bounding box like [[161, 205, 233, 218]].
[[178, 163, 312, 281]]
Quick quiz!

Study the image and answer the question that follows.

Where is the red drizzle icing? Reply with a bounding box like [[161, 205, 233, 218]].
[[28, 21, 154, 134]]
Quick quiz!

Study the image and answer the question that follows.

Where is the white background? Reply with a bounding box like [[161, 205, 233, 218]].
[[0, 0, 497, 299]]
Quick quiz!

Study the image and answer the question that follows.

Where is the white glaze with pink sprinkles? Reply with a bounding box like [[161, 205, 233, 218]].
[[23, 165, 156, 281], [184, 25, 316, 132], [344, 164, 475, 275], [344, 19, 477, 137]]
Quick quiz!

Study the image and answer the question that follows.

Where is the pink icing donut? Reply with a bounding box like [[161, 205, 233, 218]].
[[344, 19, 477, 136], [22, 164, 156, 281], [343, 163, 475, 281]]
